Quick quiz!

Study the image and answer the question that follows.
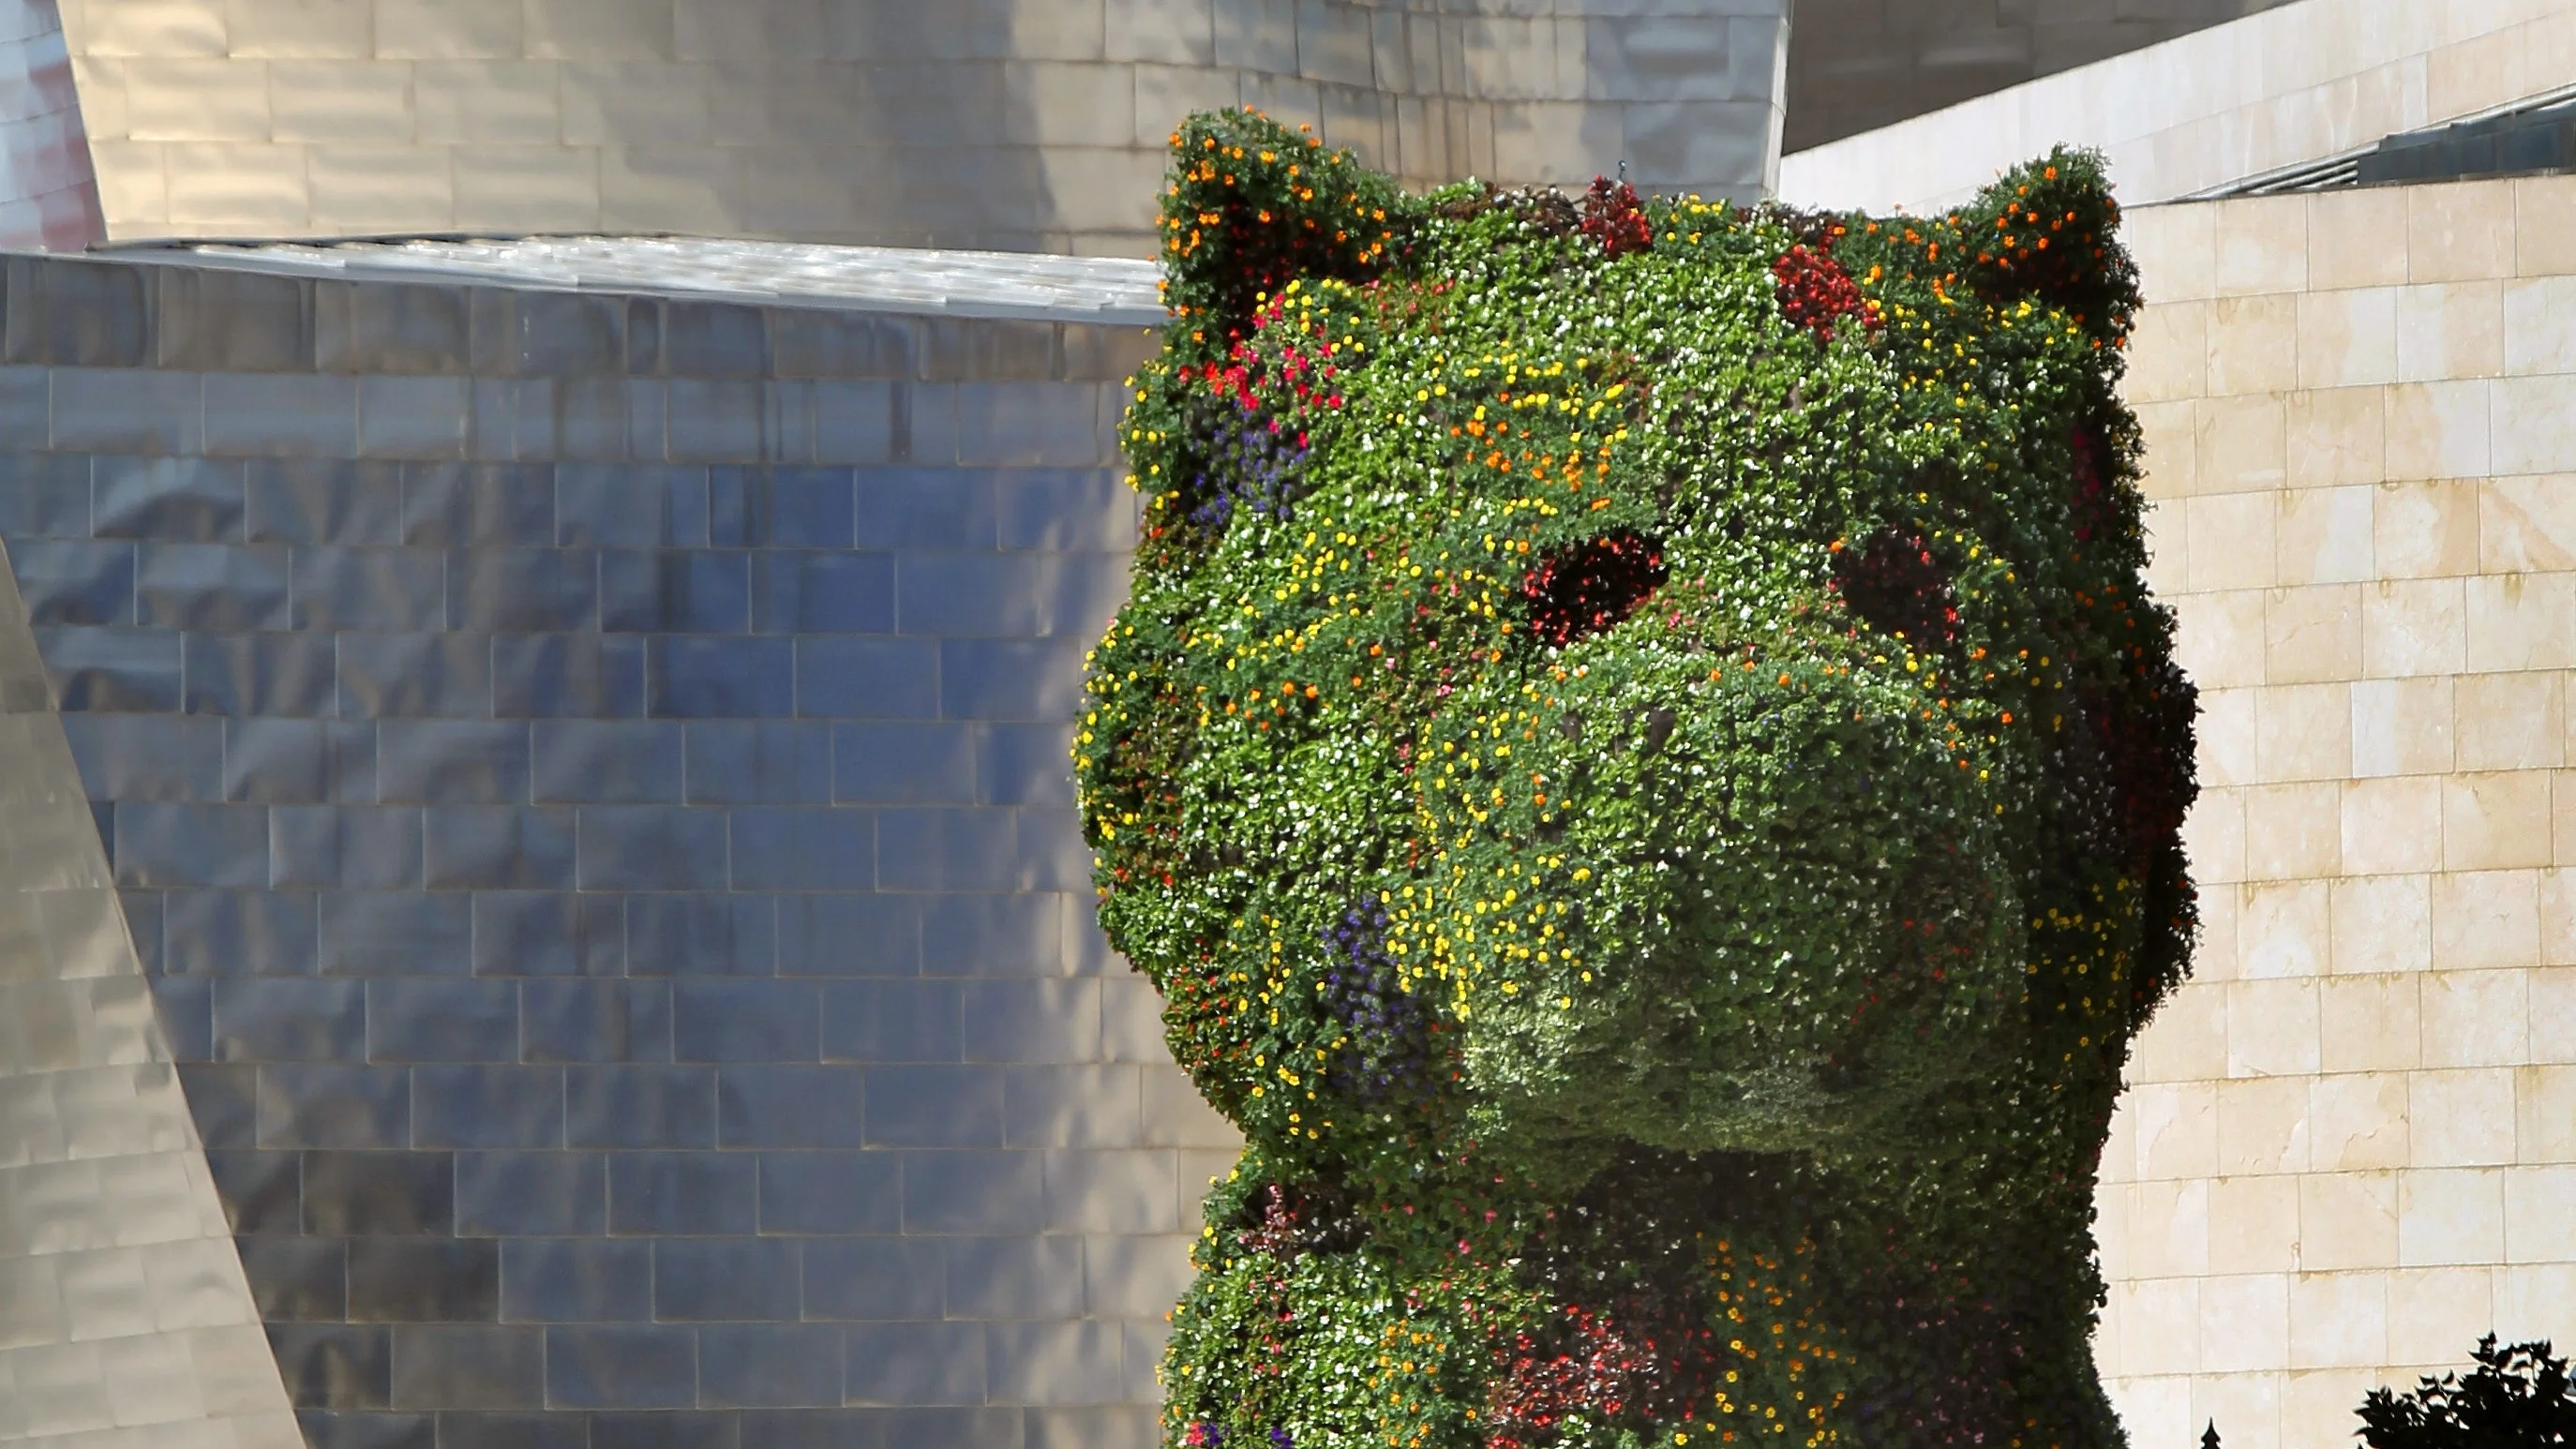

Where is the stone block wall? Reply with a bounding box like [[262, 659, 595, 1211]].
[[2097, 175, 2576, 1449], [55, 0, 1790, 254], [0, 250, 1239, 1448]]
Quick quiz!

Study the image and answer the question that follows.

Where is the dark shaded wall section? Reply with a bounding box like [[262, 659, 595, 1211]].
[[1784, 0, 2304, 153], [0, 253, 1239, 1449]]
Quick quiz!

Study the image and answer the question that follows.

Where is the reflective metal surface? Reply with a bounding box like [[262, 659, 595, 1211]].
[[0, 530, 297, 1443], [58, 0, 1791, 253], [0, 248, 1237, 1447]]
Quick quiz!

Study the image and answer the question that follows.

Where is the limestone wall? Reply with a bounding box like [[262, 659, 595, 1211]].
[[56, 0, 1790, 254], [2098, 174, 2576, 1449]]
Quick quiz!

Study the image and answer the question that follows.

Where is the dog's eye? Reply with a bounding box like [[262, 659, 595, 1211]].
[[1831, 528, 1958, 650], [1520, 532, 1668, 647]]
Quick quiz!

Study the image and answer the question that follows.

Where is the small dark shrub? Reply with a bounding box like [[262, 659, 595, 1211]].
[[2358, 1336, 2576, 1448]]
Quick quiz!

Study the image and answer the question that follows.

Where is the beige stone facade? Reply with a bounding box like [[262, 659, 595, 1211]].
[[2097, 175, 2576, 1449], [55, 0, 1790, 253]]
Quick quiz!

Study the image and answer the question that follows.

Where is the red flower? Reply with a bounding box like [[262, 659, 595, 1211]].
[[1774, 244, 1877, 342]]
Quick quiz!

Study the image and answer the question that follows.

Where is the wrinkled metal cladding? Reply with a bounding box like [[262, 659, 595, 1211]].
[[0, 478, 300, 1431], [0, 0, 103, 252], [63, 0, 1789, 250], [0, 249, 1236, 1445]]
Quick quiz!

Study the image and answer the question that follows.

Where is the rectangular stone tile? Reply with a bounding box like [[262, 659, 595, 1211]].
[[601, 550, 750, 634], [256, 1066, 412, 1149], [237, 1236, 346, 1322], [623, 893, 775, 978], [753, 1154, 902, 1237], [820, 980, 959, 1063], [572, 806, 729, 890], [317, 283, 472, 376], [874, 808, 1016, 892], [800, 1236, 940, 1320], [545, 1324, 697, 1411], [0, 453, 98, 538], [726, 806, 875, 891], [5, 532, 132, 622], [268, 1322, 393, 1411], [670, 979, 820, 1062], [289, 547, 445, 633], [498, 1239, 651, 1324], [423, 806, 577, 889], [336, 633, 493, 718], [652, 1237, 801, 1322], [517, 978, 661, 1062], [403, 463, 555, 547], [59, 711, 218, 799], [863, 1067, 1003, 1148], [244, 459, 404, 546], [792, 635, 937, 721], [842, 1321, 984, 1407], [553, 463, 708, 549], [316, 890, 472, 978], [211, 978, 364, 1063], [350, 1241, 503, 1326], [698, 1322, 843, 1410], [135, 540, 290, 629], [605, 1153, 755, 1236], [531, 720, 684, 804], [93, 455, 242, 541], [202, 374, 359, 458], [565, 1067, 713, 1150], [162, 889, 321, 978], [713, 1064, 864, 1148], [111, 801, 269, 889], [646, 636, 796, 719], [749, 552, 892, 635], [33, 625, 181, 712], [445, 547, 598, 633], [678, 721, 829, 806], [490, 635, 646, 720]]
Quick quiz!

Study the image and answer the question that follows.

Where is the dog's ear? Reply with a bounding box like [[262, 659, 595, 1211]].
[[1959, 148, 2139, 345], [1157, 108, 1407, 350]]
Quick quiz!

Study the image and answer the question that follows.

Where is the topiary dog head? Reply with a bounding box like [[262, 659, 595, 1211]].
[[1080, 109, 2195, 1449]]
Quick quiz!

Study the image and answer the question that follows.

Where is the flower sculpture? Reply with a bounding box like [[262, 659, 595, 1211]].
[[1080, 108, 2197, 1449]]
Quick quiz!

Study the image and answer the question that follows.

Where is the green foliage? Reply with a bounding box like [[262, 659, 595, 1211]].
[[2358, 1337, 2576, 1448], [1083, 108, 2197, 1449]]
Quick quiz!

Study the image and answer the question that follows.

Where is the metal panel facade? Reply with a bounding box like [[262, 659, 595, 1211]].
[[56, 0, 1791, 253], [0, 252, 1236, 1448]]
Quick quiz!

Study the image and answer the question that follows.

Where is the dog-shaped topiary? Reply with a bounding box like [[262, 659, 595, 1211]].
[[1079, 108, 2196, 1449]]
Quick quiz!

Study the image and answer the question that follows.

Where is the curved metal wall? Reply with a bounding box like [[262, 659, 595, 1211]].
[[0, 0, 101, 249], [58, 0, 1790, 254], [0, 551, 294, 1441], [0, 250, 1237, 1448]]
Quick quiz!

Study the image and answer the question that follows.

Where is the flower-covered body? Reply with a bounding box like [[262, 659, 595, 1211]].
[[1083, 110, 2196, 1449]]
